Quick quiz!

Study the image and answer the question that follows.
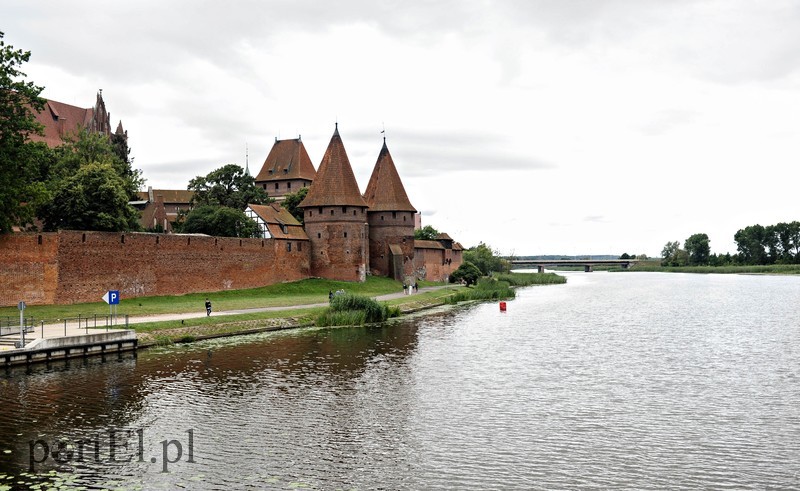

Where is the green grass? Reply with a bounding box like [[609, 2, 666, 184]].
[[445, 278, 515, 304], [624, 263, 800, 274], [129, 307, 324, 332], [0, 276, 403, 322], [445, 272, 566, 305], [493, 272, 567, 285]]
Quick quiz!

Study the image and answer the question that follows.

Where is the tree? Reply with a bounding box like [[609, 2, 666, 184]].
[[463, 242, 509, 275], [36, 129, 143, 231], [282, 187, 308, 224], [684, 233, 710, 266], [40, 162, 140, 231], [414, 225, 439, 240], [734, 225, 769, 265], [619, 252, 631, 260], [49, 129, 143, 197], [661, 240, 688, 267], [181, 205, 260, 238], [450, 261, 482, 286], [0, 31, 46, 233], [188, 164, 270, 210]]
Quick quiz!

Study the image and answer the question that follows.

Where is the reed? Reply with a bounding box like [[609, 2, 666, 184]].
[[316, 293, 400, 327]]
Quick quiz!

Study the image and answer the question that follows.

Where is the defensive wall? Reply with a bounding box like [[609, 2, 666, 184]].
[[0, 231, 310, 306]]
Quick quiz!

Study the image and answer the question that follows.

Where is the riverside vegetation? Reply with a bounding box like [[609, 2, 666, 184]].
[[445, 272, 566, 304], [0, 272, 566, 346]]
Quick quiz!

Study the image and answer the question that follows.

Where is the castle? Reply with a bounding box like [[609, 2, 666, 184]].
[[249, 123, 462, 283], [0, 123, 463, 306]]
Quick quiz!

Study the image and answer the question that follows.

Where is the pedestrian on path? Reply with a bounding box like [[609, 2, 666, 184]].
[[205, 298, 212, 316]]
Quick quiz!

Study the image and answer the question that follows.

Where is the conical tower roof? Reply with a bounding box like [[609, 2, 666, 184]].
[[299, 124, 367, 208], [363, 139, 416, 212]]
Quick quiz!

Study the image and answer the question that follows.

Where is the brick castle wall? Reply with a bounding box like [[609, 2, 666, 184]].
[[304, 206, 368, 282], [0, 233, 60, 305], [0, 231, 310, 306], [413, 247, 463, 283], [367, 211, 415, 279]]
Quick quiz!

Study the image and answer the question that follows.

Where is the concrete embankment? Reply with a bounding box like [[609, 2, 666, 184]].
[[1, 330, 137, 366]]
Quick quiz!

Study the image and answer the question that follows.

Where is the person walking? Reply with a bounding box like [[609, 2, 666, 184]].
[[205, 298, 212, 316]]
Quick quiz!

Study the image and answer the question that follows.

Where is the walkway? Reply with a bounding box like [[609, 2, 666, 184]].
[[0, 286, 450, 350]]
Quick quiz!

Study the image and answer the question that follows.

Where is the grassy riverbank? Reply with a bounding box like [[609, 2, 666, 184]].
[[2, 273, 563, 347], [624, 263, 800, 274], [445, 272, 566, 304], [0, 277, 404, 321]]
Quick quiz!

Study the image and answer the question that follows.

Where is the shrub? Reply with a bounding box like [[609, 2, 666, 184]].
[[316, 293, 398, 327]]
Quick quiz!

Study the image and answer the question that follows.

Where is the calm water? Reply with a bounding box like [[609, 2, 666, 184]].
[[1, 272, 799, 490]]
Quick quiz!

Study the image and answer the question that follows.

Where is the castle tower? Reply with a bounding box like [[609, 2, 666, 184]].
[[299, 124, 369, 281], [363, 138, 417, 279], [254, 137, 317, 200]]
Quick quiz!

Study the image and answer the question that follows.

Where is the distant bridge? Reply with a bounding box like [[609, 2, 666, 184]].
[[510, 259, 638, 273]]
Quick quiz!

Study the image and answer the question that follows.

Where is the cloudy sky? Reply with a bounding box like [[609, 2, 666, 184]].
[[5, 1, 800, 256]]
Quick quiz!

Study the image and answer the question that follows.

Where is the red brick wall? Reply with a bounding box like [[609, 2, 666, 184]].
[[0, 231, 310, 306], [413, 246, 462, 283], [367, 211, 415, 279], [0, 233, 60, 305], [304, 206, 368, 282]]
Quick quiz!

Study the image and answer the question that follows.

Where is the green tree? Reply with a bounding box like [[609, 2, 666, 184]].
[[188, 164, 270, 210], [181, 205, 259, 238], [734, 225, 769, 265], [661, 240, 688, 267], [40, 162, 140, 231], [463, 242, 509, 275], [414, 225, 440, 240], [684, 233, 710, 266], [35, 129, 143, 231], [49, 128, 143, 196], [0, 31, 46, 233], [450, 261, 482, 286], [282, 187, 309, 224]]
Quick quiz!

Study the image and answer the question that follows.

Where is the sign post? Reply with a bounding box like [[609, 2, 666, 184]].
[[102, 290, 120, 325], [18, 301, 26, 346]]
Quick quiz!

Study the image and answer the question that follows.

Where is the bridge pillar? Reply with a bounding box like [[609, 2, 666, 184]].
[[584, 265, 593, 272], [537, 265, 545, 273]]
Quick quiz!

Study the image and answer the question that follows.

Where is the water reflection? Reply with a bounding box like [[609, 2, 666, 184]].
[[0, 273, 799, 489]]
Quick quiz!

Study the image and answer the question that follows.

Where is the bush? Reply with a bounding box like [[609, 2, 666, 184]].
[[316, 293, 399, 327]]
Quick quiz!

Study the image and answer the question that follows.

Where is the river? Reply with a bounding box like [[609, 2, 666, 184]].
[[1, 272, 799, 490]]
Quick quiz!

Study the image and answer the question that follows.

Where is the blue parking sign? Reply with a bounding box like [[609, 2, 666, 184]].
[[103, 290, 121, 305]]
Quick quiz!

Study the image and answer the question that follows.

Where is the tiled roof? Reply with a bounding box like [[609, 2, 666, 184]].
[[363, 140, 416, 212], [255, 138, 316, 182], [299, 125, 367, 208], [247, 203, 309, 240], [414, 239, 445, 250], [453, 242, 464, 251], [136, 189, 195, 204], [436, 232, 453, 241], [29, 99, 95, 148]]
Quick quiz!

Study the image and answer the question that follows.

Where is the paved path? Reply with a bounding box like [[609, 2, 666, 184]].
[[0, 286, 451, 349]]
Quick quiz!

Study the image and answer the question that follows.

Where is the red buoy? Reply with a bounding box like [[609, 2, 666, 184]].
[[499, 301, 507, 312]]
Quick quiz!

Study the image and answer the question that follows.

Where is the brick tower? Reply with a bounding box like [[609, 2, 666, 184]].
[[299, 124, 369, 281], [363, 138, 417, 280]]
